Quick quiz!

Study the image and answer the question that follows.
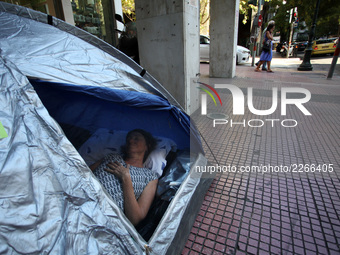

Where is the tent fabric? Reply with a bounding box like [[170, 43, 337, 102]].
[[0, 8, 151, 94], [31, 80, 190, 149], [0, 2, 202, 151], [0, 2, 181, 109], [29, 79, 191, 150], [0, 2, 206, 254], [0, 57, 144, 254]]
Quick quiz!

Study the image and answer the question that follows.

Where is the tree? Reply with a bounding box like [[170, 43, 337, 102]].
[[200, 0, 210, 34], [239, 0, 257, 25], [121, 0, 135, 22], [121, 1, 258, 35], [266, 0, 291, 41], [268, 0, 340, 40], [313, 0, 340, 37], [199, 0, 257, 34]]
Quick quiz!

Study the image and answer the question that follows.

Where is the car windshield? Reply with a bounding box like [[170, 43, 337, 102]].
[[316, 39, 334, 44], [200, 36, 210, 44], [296, 33, 308, 41]]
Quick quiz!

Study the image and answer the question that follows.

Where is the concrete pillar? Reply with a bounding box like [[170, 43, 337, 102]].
[[210, 0, 240, 78], [135, 0, 200, 114], [60, 0, 75, 25]]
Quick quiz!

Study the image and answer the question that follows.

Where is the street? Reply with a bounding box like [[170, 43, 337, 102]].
[[200, 51, 340, 77], [185, 51, 340, 255]]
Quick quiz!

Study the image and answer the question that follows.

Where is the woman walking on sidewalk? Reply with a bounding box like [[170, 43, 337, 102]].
[[255, 23, 275, 73]]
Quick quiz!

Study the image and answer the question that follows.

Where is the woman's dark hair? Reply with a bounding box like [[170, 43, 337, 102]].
[[267, 23, 275, 32], [121, 129, 157, 162]]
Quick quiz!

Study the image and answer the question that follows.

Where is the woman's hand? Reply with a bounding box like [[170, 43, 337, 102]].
[[105, 161, 131, 181], [105, 160, 157, 226]]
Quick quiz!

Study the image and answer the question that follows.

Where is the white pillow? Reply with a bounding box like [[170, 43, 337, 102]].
[[78, 128, 177, 177]]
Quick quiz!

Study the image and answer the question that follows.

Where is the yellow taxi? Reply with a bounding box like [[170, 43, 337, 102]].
[[311, 38, 337, 55]]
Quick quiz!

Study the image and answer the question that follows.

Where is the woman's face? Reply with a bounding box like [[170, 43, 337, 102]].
[[126, 132, 148, 154]]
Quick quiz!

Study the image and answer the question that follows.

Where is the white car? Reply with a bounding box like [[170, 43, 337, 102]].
[[200, 35, 251, 64]]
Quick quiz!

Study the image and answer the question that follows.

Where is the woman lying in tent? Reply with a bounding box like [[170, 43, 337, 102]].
[[90, 129, 158, 226]]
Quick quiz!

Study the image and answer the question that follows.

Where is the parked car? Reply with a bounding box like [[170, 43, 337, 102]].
[[295, 32, 309, 51], [311, 38, 337, 56], [200, 35, 251, 64], [296, 41, 308, 51], [200, 35, 210, 62]]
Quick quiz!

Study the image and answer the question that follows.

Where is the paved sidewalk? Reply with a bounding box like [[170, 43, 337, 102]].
[[183, 53, 340, 255]]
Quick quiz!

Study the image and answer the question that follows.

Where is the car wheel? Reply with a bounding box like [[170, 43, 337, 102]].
[[236, 55, 239, 65]]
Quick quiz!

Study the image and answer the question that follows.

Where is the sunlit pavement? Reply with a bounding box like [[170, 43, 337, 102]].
[[183, 52, 340, 254]]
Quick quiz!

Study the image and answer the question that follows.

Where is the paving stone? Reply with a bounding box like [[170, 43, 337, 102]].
[[182, 58, 340, 255]]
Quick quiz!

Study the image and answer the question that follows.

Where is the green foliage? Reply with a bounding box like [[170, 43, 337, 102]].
[[121, 0, 135, 22], [268, 0, 340, 39], [200, 0, 210, 33], [315, 0, 340, 37], [121, 0, 340, 38], [240, 0, 257, 24]]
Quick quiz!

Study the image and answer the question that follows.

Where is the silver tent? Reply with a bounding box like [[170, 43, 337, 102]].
[[0, 2, 211, 255]]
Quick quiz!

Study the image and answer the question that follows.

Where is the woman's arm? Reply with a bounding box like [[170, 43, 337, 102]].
[[105, 161, 157, 226], [266, 30, 274, 40], [89, 158, 104, 171], [121, 177, 158, 226]]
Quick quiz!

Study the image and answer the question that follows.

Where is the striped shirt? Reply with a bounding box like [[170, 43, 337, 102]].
[[94, 153, 158, 210]]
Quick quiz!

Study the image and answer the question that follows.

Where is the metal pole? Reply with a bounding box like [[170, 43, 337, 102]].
[[297, 0, 321, 71], [251, 39, 256, 66], [327, 37, 340, 79], [251, 0, 262, 66], [287, 20, 294, 58], [287, 9, 293, 58], [256, 0, 262, 57]]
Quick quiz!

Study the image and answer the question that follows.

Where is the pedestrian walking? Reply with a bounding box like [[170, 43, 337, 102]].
[[255, 20, 275, 70], [255, 23, 275, 73]]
